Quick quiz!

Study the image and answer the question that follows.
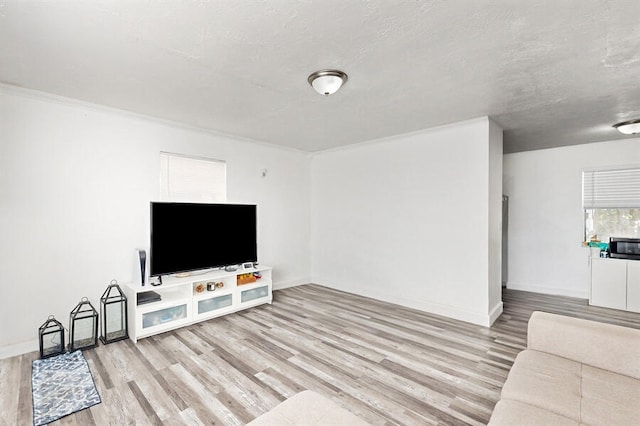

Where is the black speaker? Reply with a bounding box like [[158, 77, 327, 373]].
[[135, 249, 147, 286]]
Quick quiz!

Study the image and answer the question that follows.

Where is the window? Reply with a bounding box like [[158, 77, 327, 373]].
[[583, 167, 640, 241], [160, 152, 226, 202], [584, 209, 640, 241]]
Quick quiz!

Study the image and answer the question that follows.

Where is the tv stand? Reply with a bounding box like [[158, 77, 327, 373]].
[[123, 266, 272, 343]]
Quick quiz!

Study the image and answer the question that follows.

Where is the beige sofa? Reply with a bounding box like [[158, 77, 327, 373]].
[[246, 390, 370, 426], [489, 311, 640, 425]]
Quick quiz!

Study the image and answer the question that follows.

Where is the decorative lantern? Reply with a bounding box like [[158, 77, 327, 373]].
[[38, 315, 65, 359], [69, 297, 99, 351], [100, 279, 128, 344]]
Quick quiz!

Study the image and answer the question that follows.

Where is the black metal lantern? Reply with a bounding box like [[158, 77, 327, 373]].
[[69, 297, 99, 351], [100, 279, 128, 344], [38, 315, 65, 359]]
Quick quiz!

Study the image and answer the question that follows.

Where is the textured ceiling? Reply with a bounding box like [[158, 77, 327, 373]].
[[1, 1, 639, 153]]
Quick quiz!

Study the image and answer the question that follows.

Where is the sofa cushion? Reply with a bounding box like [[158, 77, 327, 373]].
[[488, 399, 578, 426], [500, 349, 582, 420], [490, 312, 640, 426], [496, 349, 640, 425], [581, 364, 640, 426], [527, 311, 640, 380], [246, 390, 370, 426]]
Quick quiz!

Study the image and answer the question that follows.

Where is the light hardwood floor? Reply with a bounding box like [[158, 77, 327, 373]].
[[2, 286, 639, 425]]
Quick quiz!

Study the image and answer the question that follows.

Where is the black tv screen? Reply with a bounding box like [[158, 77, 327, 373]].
[[150, 202, 257, 276]]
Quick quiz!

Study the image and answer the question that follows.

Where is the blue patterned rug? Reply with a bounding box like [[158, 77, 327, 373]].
[[31, 350, 101, 425]]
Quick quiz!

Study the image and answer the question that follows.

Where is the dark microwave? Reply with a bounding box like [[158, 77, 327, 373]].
[[609, 237, 640, 260]]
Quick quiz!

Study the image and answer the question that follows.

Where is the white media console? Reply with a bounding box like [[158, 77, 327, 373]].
[[123, 266, 272, 343]]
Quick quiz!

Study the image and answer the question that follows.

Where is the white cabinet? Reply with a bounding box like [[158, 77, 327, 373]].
[[123, 266, 272, 342], [140, 303, 191, 334], [195, 293, 233, 317], [590, 258, 640, 312], [590, 258, 627, 310], [626, 261, 640, 312]]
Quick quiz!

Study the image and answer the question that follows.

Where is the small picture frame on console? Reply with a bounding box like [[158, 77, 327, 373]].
[[241, 262, 254, 270]]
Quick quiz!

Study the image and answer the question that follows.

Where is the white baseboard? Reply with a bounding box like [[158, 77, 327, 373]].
[[507, 282, 589, 299], [0, 279, 308, 359], [318, 281, 496, 327], [0, 339, 38, 360], [273, 278, 309, 291], [489, 301, 503, 325], [2, 280, 504, 359]]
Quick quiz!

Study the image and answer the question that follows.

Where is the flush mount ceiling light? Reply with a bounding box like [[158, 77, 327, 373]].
[[307, 69, 348, 96], [613, 118, 640, 135]]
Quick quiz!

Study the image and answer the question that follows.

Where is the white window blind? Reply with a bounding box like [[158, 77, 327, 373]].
[[160, 152, 226, 202], [583, 167, 640, 208]]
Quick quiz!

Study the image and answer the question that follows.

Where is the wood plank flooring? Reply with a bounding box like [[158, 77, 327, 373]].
[[2, 286, 639, 425]]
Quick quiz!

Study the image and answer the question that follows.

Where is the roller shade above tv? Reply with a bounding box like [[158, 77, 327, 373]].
[[150, 202, 257, 277]]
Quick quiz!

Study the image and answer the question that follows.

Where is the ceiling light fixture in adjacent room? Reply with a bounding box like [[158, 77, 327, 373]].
[[613, 118, 640, 135], [308, 69, 348, 96]]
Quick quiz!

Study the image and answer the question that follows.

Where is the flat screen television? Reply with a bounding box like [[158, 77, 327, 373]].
[[150, 202, 257, 276]]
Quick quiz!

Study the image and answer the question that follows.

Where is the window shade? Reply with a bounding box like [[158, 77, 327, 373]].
[[160, 152, 226, 202], [583, 167, 640, 208]]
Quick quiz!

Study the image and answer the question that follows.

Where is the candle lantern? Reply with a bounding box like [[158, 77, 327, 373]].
[[38, 315, 65, 359], [69, 297, 99, 351], [100, 279, 128, 344]]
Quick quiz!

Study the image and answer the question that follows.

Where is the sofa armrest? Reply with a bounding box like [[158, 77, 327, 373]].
[[527, 311, 640, 380], [246, 390, 370, 426]]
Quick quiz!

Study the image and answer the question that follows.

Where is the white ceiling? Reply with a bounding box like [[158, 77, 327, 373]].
[[1, 1, 639, 153]]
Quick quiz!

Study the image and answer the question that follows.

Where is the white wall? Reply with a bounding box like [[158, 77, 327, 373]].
[[0, 87, 509, 357], [310, 117, 503, 326], [503, 138, 640, 298], [0, 88, 311, 358], [488, 119, 503, 321]]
